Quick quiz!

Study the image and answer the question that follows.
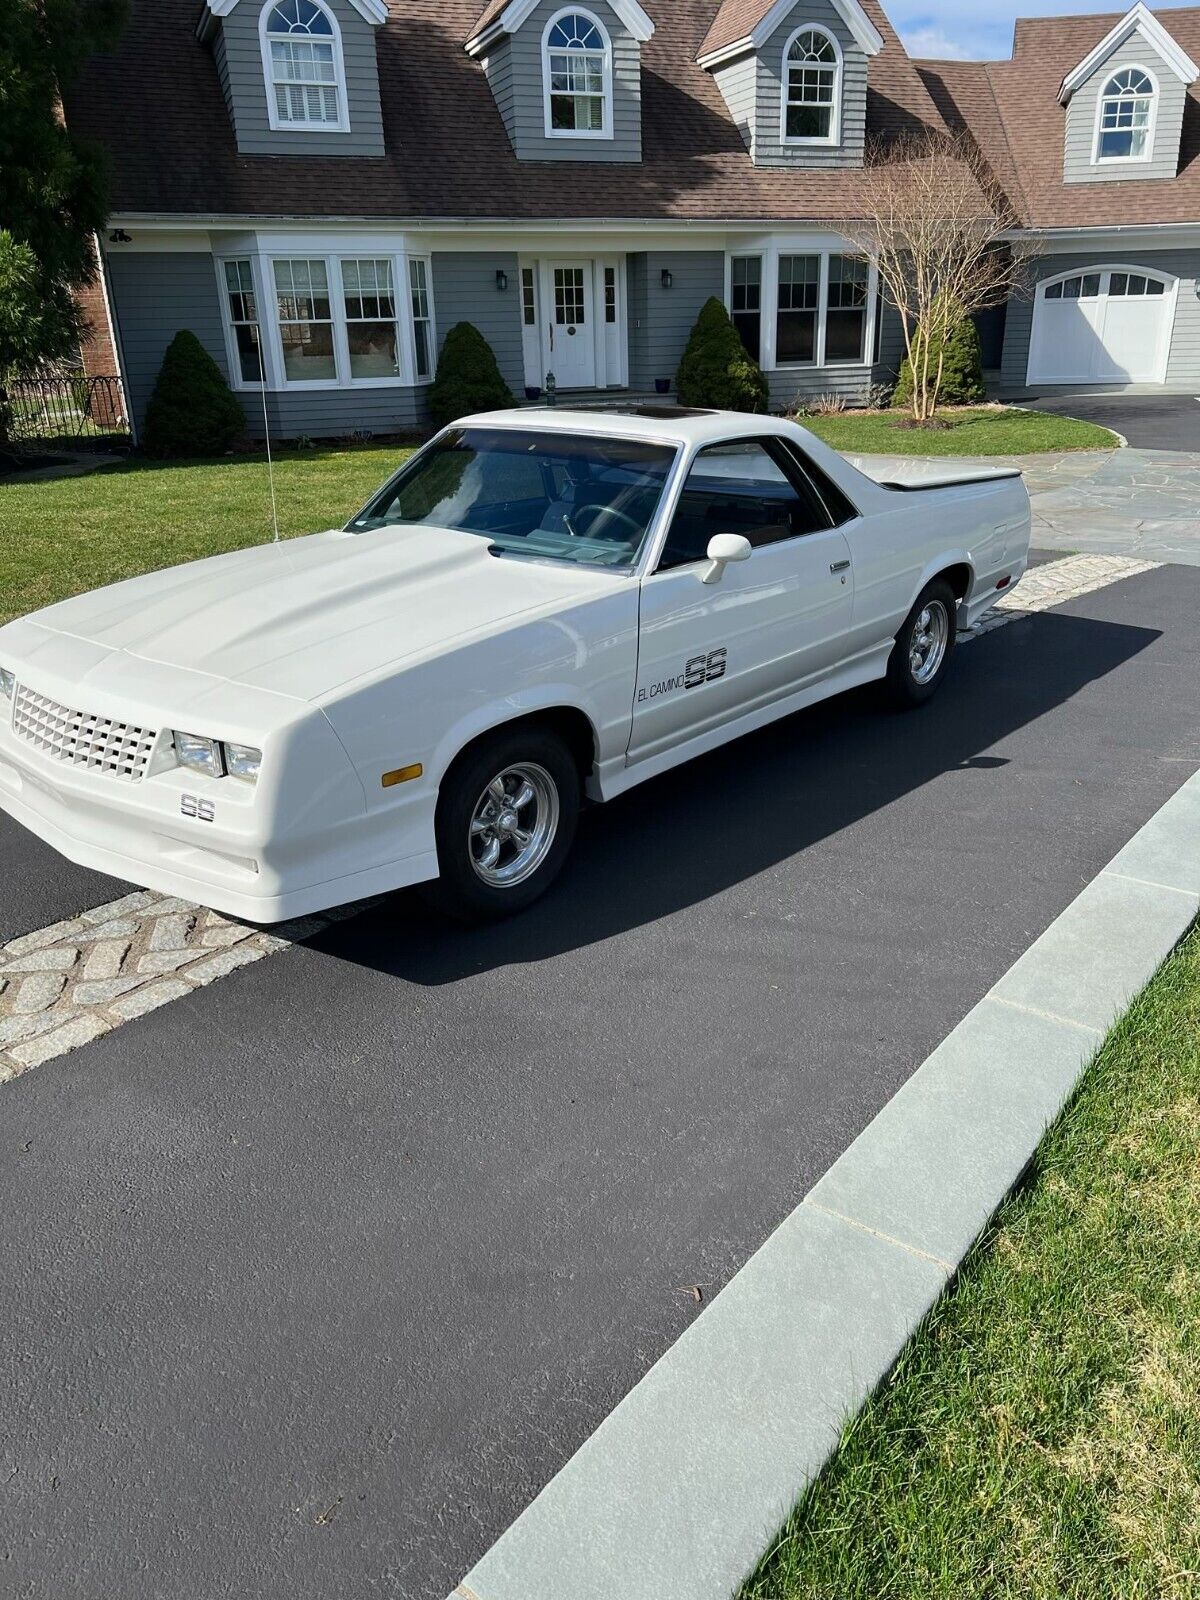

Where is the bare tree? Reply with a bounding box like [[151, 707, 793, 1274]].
[[844, 130, 1028, 423]]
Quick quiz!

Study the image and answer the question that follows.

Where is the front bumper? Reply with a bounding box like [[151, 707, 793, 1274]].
[[0, 677, 439, 923]]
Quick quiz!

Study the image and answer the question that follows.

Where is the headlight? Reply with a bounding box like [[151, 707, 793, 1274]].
[[0, 666, 14, 700], [224, 742, 262, 784], [173, 732, 225, 779], [171, 731, 263, 784]]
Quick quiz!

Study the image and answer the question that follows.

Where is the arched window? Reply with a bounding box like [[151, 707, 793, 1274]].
[[261, 0, 347, 131], [543, 9, 612, 138], [1095, 66, 1156, 162], [782, 26, 842, 144]]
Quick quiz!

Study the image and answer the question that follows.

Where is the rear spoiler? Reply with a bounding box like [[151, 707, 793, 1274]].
[[879, 468, 1024, 493]]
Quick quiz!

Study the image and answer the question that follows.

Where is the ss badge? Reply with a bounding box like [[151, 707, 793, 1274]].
[[181, 794, 216, 823]]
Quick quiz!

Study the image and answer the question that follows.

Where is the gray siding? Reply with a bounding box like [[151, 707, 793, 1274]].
[[1064, 30, 1185, 183], [753, 0, 867, 169], [712, 54, 757, 153], [627, 251, 725, 390], [484, 0, 642, 163], [213, 0, 384, 158], [432, 252, 524, 394], [1001, 249, 1200, 389], [256, 388, 426, 439], [769, 366, 873, 410], [106, 249, 426, 442], [105, 252, 230, 436]]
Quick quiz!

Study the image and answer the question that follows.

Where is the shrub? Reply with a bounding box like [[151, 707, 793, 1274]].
[[141, 329, 244, 458], [428, 322, 515, 428], [893, 317, 985, 410], [675, 297, 768, 413]]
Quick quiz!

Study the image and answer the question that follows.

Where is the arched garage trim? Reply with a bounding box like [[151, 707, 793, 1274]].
[[1026, 263, 1179, 386]]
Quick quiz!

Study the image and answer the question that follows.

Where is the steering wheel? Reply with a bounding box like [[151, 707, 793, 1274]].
[[569, 503, 643, 541]]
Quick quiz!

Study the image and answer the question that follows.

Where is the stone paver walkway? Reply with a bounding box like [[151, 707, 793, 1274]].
[[852, 446, 1200, 566]]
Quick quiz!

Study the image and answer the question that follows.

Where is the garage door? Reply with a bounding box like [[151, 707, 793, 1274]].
[[1027, 267, 1177, 385]]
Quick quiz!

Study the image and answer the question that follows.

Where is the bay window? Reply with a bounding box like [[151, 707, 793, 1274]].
[[222, 259, 263, 384], [341, 258, 400, 380], [730, 256, 762, 361], [777, 255, 820, 364], [274, 258, 336, 381], [825, 255, 869, 363], [409, 258, 434, 381]]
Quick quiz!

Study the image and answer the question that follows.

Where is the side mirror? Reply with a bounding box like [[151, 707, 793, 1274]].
[[701, 533, 753, 586]]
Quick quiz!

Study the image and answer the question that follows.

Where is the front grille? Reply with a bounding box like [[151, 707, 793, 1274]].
[[11, 683, 157, 783]]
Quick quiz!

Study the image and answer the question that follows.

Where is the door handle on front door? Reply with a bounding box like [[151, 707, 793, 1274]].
[[830, 559, 851, 573]]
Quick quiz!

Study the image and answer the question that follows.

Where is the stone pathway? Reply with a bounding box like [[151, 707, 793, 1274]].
[[0, 553, 1162, 1086], [852, 446, 1200, 567]]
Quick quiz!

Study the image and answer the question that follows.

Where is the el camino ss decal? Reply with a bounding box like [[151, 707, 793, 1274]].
[[638, 648, 728, 703]]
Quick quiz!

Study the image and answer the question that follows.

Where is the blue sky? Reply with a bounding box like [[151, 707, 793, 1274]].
[[892, 0, 1196, 60]]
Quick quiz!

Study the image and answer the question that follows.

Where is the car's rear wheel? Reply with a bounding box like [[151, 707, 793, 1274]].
[[885, 578, 958, 708], [426, 726, 580, 922]]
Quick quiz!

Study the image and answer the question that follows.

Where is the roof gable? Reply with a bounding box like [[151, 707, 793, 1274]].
[[697, 0, 883, 66], [1057, 2, 1198, 103], [205, 0, 388, 22], [466, 0, 655, 54]]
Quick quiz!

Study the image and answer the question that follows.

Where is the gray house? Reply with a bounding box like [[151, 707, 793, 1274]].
[[67, 0, 1200, 440]]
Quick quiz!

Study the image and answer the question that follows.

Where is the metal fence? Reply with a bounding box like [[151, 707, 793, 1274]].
[[6, 373, 131, 455]]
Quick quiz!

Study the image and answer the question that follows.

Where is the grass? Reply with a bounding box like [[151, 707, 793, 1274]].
[[0, 444, 411, 626], [741, 922, 1200, 1600], [802, 404, 1118, 457]]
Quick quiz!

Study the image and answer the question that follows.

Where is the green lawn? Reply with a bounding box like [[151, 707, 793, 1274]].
[[0, 444, 410, 626], [741, 922, 1200, 1600], [802, 405, 1118, 457]]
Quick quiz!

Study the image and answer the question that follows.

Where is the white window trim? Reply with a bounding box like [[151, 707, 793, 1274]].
[[214, 244, 434, 392], [779, 23, 842, 148], [406, 254, 437, 384], [727, 245, 877, 372], [1091, 62, 1158, 166], [541, 6, 615, 142], [259, 0, 351, 135]]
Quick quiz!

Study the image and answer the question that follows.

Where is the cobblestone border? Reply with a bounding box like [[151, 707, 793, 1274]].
[[0, 555, 1160, 1088], [0, 895, 362, 1082]]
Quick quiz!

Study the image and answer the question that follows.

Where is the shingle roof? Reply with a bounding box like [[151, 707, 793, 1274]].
[[65, 0, 943, 223], [919, 7, 1200, 230], [697, 0, 778, 58]]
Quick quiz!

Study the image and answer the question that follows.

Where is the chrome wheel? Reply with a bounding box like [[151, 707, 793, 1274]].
[[468, 762, 560, 888], [909, 600, 949, 685]]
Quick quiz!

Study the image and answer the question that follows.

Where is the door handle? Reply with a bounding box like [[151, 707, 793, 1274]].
[[830, 559, 851, 573]]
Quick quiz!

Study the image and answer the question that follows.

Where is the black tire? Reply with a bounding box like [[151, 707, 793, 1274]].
[[424, 725, 581, 923], [885, 578, 958, 708]]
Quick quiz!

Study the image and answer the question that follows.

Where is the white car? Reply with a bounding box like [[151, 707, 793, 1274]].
[[0, 408, 1030, 923]]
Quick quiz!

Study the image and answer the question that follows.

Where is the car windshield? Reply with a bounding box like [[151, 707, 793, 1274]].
[[348, 427, 679, 568]]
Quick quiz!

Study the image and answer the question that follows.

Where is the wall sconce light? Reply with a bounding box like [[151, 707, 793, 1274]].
[[660, 268, 673, 290], [109, 229, 132, 244], [496, 269, 509, 292]]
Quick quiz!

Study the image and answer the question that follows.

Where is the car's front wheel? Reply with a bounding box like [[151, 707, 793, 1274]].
[[885, 578, 958, 708], [427, 726, 581, 922]]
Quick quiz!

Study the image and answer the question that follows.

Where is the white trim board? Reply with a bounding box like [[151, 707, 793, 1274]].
[[1058, 1, 1198, 103], [698, 0, 882, 70], [467, 0, 653, 55]]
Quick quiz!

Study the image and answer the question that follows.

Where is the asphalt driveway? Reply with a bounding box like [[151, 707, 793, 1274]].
[[1023, 391, 1200, 452], [3, 563, 1200, 1600]]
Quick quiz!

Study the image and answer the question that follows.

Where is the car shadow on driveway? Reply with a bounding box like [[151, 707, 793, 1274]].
[[313, 611, 1159, 986]]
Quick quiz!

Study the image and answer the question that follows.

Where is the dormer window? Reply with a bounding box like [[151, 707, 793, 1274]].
[[261, 0, 348, 131], [782, 27, 842, 145], [543, 9, 612, 138], [1095, 66, 1156, 162]]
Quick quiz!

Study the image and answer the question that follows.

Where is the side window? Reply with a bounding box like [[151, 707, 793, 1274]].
[[657, 440, 832, 572]]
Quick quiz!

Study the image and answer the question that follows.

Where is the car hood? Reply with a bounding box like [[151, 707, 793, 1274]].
[[19, 525, 622, 701]]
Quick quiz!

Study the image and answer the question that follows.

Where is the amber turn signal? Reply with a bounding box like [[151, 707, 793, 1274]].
[[382, 764, 423, 788]]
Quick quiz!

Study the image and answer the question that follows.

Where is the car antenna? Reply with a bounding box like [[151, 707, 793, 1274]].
[[254, 331, 281, 545]]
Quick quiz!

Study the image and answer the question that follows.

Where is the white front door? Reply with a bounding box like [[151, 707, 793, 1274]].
[[544, 262, 596, 390], [1027, 267, 1176, 385]]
